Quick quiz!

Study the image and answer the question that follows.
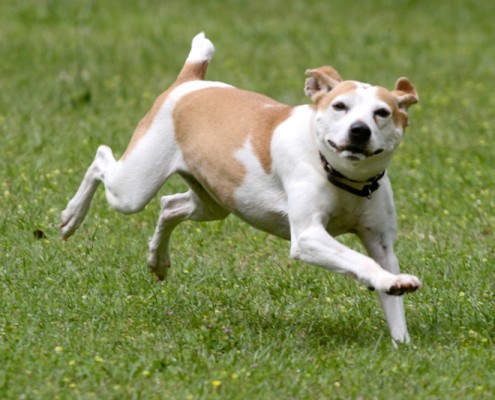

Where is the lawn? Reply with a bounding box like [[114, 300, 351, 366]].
[[1, 0, 494, 398]]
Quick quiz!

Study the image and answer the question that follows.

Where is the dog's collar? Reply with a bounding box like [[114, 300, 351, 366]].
[[319, 152, 385, 199]]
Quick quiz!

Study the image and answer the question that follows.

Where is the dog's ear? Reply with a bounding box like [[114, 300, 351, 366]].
[[304, 66, 343, 99], [392, 77, 419, 110]]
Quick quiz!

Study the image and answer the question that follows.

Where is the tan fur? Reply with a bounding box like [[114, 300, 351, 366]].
[[375, 87, 408, 128], [173, 87, 293, 208], [122, 61, 210, 159], [176, 60, 210, 83], [312, 81, 359, 110], [305, 66, 343, 98]]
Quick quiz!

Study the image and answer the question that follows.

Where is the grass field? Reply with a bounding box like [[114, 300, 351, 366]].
[[1, 0, 494, 398]]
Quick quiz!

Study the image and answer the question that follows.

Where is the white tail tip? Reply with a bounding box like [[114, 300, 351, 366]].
[[186, 32, 215, 63]]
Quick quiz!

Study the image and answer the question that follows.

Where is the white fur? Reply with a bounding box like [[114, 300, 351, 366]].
[[60, 80, 231, 234], [186, 32, 214, 63], [61, 33, 420, 344], [233, 139, 289, 238]]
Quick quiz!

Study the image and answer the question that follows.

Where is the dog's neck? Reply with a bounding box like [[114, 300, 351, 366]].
[[319, 152, 385, 199]]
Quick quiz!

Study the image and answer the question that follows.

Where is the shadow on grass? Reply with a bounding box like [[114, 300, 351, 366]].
[[145, 284, 393, 351]]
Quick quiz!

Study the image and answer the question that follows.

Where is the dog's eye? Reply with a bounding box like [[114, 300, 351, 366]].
[[332, 102, 347, 112], [374, 108, 391, 118]]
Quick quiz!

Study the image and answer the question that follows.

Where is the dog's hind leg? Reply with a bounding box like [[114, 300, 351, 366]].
[[60, 145, 117, 239], [61, 32, 215, 240], [60, 137, 179, 240], [147, 177, 229, 280]]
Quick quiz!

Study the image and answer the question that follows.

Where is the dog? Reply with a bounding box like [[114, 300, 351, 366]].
[[61, 33, 421, 343]]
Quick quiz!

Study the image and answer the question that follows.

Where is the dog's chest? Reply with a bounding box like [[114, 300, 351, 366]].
[[325, 192, 381, 236], [326, 206, 363, 236]]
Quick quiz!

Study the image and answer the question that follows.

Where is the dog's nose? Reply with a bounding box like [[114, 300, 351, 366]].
[[349, 122, 371, 143]]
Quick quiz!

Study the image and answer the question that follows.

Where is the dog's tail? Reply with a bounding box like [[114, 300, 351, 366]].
[[176, 32, 214, 82]]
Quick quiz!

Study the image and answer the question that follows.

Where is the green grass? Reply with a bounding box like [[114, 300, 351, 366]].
[[1, 0, 494, 398]]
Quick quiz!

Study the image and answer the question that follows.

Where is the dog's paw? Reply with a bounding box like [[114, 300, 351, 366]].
[[60, 209, 77, 240], [385, 274, 421, 296], [60, 202, 88, 240], [147, 251, 170, 281]]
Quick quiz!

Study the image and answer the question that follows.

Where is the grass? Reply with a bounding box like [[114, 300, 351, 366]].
[[1, 0, 494, 398]]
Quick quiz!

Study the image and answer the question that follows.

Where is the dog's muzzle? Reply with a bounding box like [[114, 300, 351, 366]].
[[328, 122, 383, 161], [349, 121, 371, 146]]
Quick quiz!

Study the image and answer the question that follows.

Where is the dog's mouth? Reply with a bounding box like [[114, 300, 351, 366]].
[[328, 140, 383, 161]]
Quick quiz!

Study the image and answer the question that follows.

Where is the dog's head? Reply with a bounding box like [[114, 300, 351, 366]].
[[305, 66, 418, 177]]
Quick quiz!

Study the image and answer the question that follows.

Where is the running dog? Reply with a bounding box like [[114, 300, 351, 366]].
[[61, 33, 421, 343]]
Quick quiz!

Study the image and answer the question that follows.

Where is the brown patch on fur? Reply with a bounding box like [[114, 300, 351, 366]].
[[176, 60, 209, 83], [393, 77, 419, 108], [375, 87, 409, 129], [121, 61, 210, 160], [313, 81, 359, 110], [304, 66, 343, 98], [173, 87, 293, 208], [313, 66, 343, 83]]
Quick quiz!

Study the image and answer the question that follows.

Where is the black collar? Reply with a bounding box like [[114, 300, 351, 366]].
[[319, 152, 385, 199]]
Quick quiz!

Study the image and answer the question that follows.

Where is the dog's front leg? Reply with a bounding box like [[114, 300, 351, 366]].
[[358, 228, 411, 343], [289, 220, 420, 343], [290, 224, 418, 292], [287, 194, 421, 295]]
